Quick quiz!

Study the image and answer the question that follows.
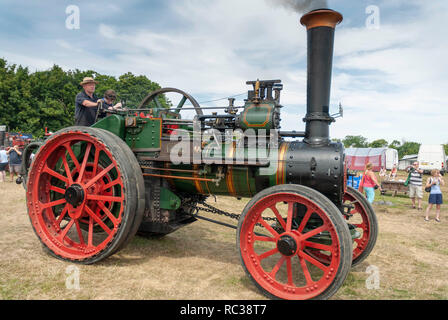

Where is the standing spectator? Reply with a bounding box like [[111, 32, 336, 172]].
[[360, 163, 382, 204], [407, 161, 424, 210], [424, 169, 445, 222], [6, 145, 22, 182], [0, 146, 8, 182]]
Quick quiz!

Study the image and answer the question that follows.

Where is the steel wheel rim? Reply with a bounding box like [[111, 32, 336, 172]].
[[342, 191, 371, 261], [239, 192, 342, 300], [27, 132, 125, 260]]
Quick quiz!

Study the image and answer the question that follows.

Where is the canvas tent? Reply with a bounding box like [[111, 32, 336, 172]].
[[345, 148, 398, 171]]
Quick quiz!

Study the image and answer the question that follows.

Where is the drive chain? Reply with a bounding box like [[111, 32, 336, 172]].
[[191, 197, 277, 223]]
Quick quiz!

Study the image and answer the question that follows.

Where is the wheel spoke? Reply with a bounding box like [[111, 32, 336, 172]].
[[61, 154, 74, 185], [64, 142, 81, 171], [297, 207, 312, 233], [298, 250, 329, 272], [303, 241, 333, 252], [77, 142, 92, 183], [92, 147, 100, 177], [84, 163, 115, 189], [85, 205, 112, 234], [269, 205, 286, 231], [96, 201, 119, 227], [154, 96, 163, 109], [86, 194, 123, 203], [40, 198, 66, 209], [175, 96, 187, 113], [354, 223, 366, 230], [101, 178, 121, 192], [298, 255, 314, 285], [74, 220, 85, 245], [258, 248, 279, 260], [286, 257, 294, 286], [58, 219, 75, 241], [44, 165, 69, 185], [50, 185, 66, 194], [87, 216, 93, 247], [55, 204, 69, 226], [257, 216, 279, 238], [301, 225, 328, 241], [286, 202, 294, 232], [269, 256, 286, 278], [254, 235, 276, 242]]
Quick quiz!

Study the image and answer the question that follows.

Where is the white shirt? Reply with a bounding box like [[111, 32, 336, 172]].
[[0, 150, 8, 163]]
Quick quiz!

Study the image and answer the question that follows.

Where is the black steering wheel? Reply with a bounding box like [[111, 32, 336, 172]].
[[138, 87, 203, 116]]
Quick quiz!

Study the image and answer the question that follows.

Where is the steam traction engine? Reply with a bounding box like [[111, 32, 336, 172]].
[[23, 9, 377, 300]]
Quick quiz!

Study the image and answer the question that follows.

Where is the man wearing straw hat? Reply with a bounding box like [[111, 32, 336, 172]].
[[74, 77, 102, 126]]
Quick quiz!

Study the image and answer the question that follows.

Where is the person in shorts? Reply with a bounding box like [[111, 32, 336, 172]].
[[424, 169, 444, 222], [407, 161, 423, 210], [6, 145, 22, 182], [0, 146, 8, 182]]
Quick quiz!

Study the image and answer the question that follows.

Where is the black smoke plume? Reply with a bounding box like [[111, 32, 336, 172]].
[[267, 0, 328, 13]]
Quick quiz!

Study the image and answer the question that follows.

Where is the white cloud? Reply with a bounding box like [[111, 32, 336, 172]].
[[328, 0, 448, 144], [0, 51, 54, 71], [99, 24, 117, 39]]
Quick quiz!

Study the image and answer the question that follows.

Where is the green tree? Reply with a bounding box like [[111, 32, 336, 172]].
[[0, 58, 168, 138], [342, 135, 369, 148], [369, 139, 388, 148], [388, 140, 401, 150], [398, 141, 421, 158], [116, 72, 166, 108]]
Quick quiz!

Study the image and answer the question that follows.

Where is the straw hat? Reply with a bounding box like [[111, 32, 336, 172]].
[[79, 77, 98, 86]]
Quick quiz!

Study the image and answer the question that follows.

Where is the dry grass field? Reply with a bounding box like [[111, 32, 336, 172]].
[[1, 171, 447, 300]]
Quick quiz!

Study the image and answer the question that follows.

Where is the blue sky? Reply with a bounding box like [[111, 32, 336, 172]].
[[0, 0, 447, 145]]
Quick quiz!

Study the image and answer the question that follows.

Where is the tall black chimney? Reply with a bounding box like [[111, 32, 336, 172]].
[[300, 9, 343, 145]]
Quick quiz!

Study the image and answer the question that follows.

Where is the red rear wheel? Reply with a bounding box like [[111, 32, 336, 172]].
[[237, 185, 352, 300], [26, 127, 144, 264], [343, 186, 378, 266], [305, 187, 378, 267]]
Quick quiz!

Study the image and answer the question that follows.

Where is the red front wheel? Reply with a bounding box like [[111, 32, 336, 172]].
[[237, 185, 352, 300], [26, 127, 144, 264]]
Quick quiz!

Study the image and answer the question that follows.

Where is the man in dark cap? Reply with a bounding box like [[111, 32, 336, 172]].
[[74, 77, 102, 126]]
